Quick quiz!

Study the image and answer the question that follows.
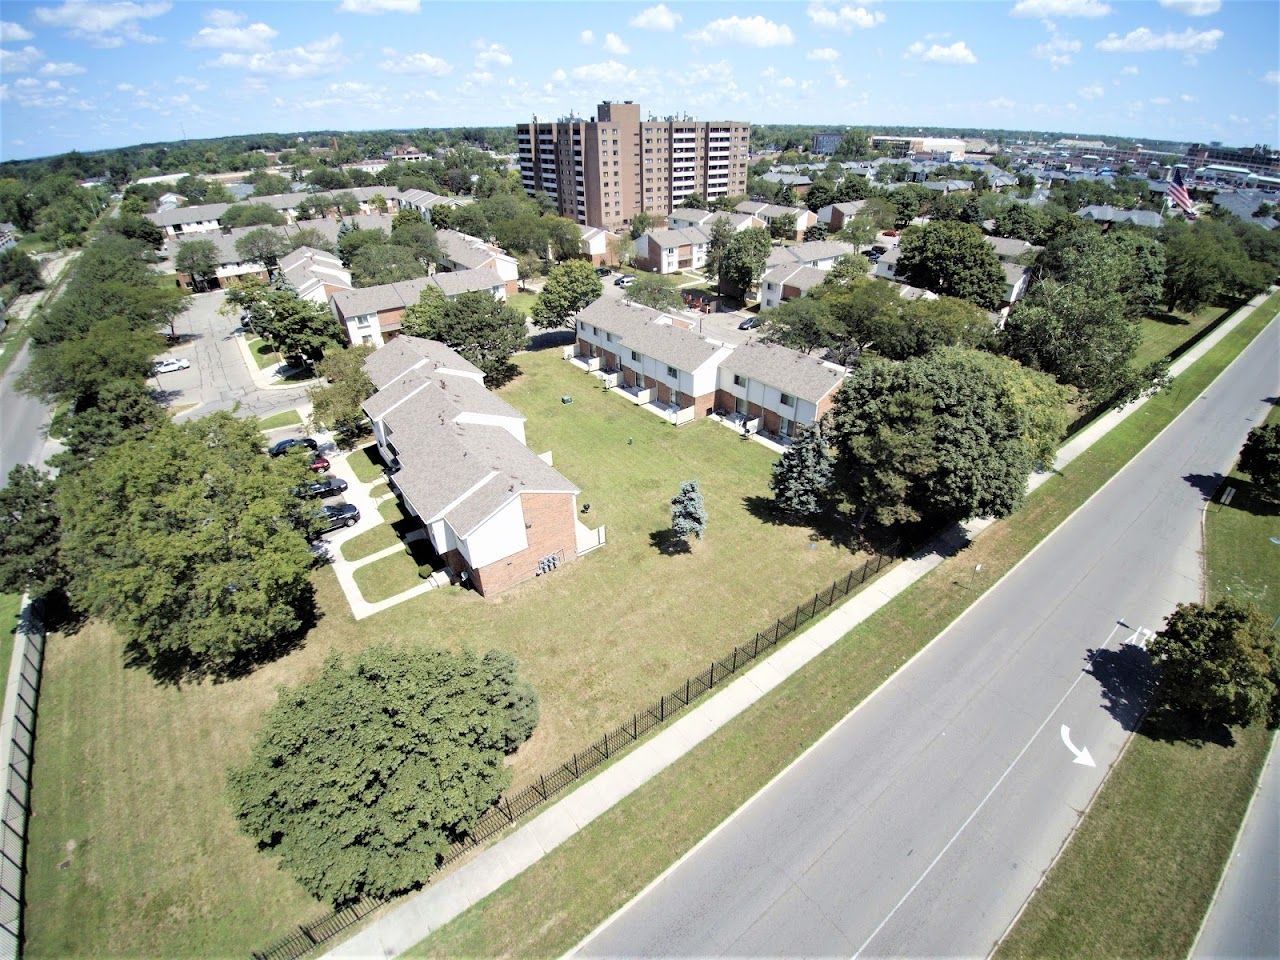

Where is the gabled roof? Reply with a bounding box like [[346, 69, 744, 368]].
[[330, 268, 502, 317], [642, 226, 710, 249], [983, 235, 1041, 260], [762, 263, 828, 292], [362, 334, 483, 389], [1075, 205, 1164, 228], [720, 339, 848, 405], [766, 239, 858, 268], [437, 229, 513, 269], [575, 298, 724, 372]]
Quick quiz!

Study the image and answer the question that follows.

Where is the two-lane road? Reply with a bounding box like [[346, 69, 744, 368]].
[[0, 341, 53, 482], [576, 316, 1279, 959]]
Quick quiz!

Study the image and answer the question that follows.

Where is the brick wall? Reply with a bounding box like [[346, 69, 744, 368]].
[[469, 492, 578, 596]]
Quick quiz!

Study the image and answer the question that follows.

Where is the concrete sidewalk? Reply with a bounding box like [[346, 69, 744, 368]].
[[326, 289, 1277, 959]]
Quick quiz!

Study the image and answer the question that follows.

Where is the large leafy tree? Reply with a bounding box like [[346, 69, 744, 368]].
[[762, 297, 839, 355], [21, 315, 163, 405], [0, 249, 45, 294], [401, 290, 526, 385], [1238, 422, 1280, 501], [531, 259, 602, 330], [175, 238, 220, 290], [1150, 600, 1278, 728], [769, 212, 798, 240], [350, 243, 427, 287], [895, 221, 1006, 309], [1161, 218, 1270, 313], [827, 349, 1034, 529], [337, 227, 388, 267], [220, 203, 285, 228], [704, 217, 736, 293], [58, 412, 317, 681], [0, 465, 65, 599], [308, 345, 376, 448], [235, 227, 288, 270], [251, 289, 345, 366], [769, 427, 834, 518], [228, 646, 538, 903], [49, 378, 165, 473], [624, 274, 682, 311], [719, 227, 772, 299]]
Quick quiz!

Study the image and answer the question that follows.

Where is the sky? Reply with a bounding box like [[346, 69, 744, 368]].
[[0, 0, 1277, 162]]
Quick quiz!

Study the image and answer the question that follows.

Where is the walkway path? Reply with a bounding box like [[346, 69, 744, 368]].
[[326, 289, 1276, 959]]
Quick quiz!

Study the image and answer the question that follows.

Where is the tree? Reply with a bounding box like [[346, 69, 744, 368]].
[[251, 289, 345, 366], [49, 378, 165, 473], [1108, 230, 1166, 318], [400, 291, 525, 385], [308, 345, 376, 448], [283, 227, 336, 255], [0, 465, 65, 599], [720, 228, 772, 299], [762, 296, 838, 354], [220, 203, 285, 228], [704, 217, 736, 294], [545, 216, 583, 262], [624, 274, 682, 311], [1149, 600, 1278, 728], [678, 193, 706, 210], [21, 315, 163, 405], [769, 427, 834, 518], [235, 227, 288, 271], [530, 259, 602, 330], [337, 227, 388, 267], [803, 221, 828, 242], [389, 219, 441, 267], [769, 212, 798, 240], [251, 172, 290, 197], [670, 480, 707, 542], [827, 349, 1034, 529], [629, 211, 655, 240], [350, 243, 428, 287], [515, 251, 542, 290], [994, 204, 1048, 245], [175, 238, 219, 290], [0, 249, 44, 294], [1238, 422, 1280, 501], [228, 646, 537, 903], [58, 412, 317, 681], [392, 208, 426, 230], [332, 191, 361, 217], [895, 221, 1006, 309]]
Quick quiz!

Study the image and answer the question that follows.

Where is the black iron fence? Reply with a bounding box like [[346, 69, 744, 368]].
[[251, 546, 899, 960]]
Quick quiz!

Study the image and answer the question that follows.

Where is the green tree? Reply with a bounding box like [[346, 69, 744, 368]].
[[112, 212, 165, 249], [530, 259, 602, 330], [337, 227, 388, 267], [49, 378, 165, 473], [401, 291, 525, 385], [803, 221, 828, 242], [0, 465, 65, 599], [350, 243, 427, 287], [332, 191, 361, 217], [250, 172, 290, 197], [228, 646, 538, 903], [769, 427, 834, 517], [994, 204, 1048, 245], [705, 217, 736, 294], [58, 412, 317, 681], [629, 211, 655, 240], [0, 249, 44, 294], [220, 203, 285, 228], [308, 345, 376, 448], [515, 251, 542, 290], [389, 219, 441, 267], [1150, 600, 1278, 728], [175, 238, 220, 290], [720, 227, 772, 299], [235, 227, 288, 270], [762, 296, 838, 354], [769, 212, 798, 240], [1238, 422, 1280, 501], [896, 221, 1006, 309], [283, 227, 336, 255], [21, 315, 163, 405], [624, 274, 682, 311], [670, 480, 707, 542], [251, 289, 345, 366]]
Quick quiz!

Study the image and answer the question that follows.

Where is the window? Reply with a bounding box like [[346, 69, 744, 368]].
[[733, 374, 745, 387], [356, 314, 372, 328], [780, 393, 795, 407], [631, 350, 639, 361], [667, 365, 678, 379]]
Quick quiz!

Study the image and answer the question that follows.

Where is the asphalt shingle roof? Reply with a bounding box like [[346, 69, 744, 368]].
[[721, 339, 847, 405], [575, 298, 723, 371]]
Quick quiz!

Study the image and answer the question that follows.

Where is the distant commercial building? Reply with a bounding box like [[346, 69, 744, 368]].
[[516, 101, 751, 233], [870, 136, 966, 161], [812, 132, 843, 155], [1184, 142, 1280, 179]]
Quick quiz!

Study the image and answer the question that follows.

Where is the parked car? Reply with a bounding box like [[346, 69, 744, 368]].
[[153, 358, 191, 374], [295, 475, 348, 499], [614, 275, 636, 287], [595, 267, 611, 277], [267, 437, 319, 457], [315, 503, 360, 534], [738, 316, 760, 330], [308, 455, 330, 473]]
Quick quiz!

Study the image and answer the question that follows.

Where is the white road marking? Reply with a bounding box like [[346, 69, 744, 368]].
[[1059, 725, 1097, 767]]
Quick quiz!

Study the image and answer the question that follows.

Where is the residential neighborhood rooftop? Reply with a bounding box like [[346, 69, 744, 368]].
[[721, 339, 848, 405]]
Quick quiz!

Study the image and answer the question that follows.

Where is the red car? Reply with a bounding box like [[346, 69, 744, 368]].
[[308, 455, 330, 473]]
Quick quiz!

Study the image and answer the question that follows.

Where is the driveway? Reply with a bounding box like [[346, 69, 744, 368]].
[[153, 289, 312, 423]]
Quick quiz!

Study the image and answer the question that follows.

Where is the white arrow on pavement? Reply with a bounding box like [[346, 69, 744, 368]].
[[1060, 724, 1096, 767]]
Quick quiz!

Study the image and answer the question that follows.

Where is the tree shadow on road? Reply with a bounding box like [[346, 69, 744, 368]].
[[1085, 643, 1158, 733], [1182, 472, 1225, 502]]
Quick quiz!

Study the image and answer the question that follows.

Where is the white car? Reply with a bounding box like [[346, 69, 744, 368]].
[[153, 358, 191, 374]]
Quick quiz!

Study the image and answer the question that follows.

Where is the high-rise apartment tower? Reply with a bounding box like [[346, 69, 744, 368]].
[[516, 101, 751, 231]]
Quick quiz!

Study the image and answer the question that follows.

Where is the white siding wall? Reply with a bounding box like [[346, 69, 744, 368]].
[[343, 310, 384, 347], [716, 369, 820, 426], [456, 497, 528, 569]]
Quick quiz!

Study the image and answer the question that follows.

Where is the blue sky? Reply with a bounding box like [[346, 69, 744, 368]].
[[0, 0, 1276, 162]]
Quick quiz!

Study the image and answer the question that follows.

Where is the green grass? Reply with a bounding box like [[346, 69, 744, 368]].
[[256, 409, 302, 431], [404, 294, 1280, 959], [1134, 302, 1234, 368], [353, 551, 427, 604], [996, 386, 1280, 960], [369, 482, 390, 500], [0, 593, 22, 679], [25, 348, 867, 959], [246, 336, 281, 369], [507, 291, 538, 317], [340, 523, 401, 563], [347, 445, 385, 484]]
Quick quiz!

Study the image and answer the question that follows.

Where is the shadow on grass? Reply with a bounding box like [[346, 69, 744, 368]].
[[1206, 475, 1280, 517], [1139, 706, 1239, 749], [742, 495, 891, 554], [648, 529, 691, 556]]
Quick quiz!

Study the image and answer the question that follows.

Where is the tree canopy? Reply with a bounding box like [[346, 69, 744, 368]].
[[719, 228, 772, 298], [671, 480, 707, 542], [0, 465, 65, 600], [400, 290, 526, 385], [350, 243, 427, 287], [531, 259, 602, 330], [1238, 422, 1280, 501], [769, 427, 834, 518], [309, 345, 376, 448], [624, 273, 682, 311], [895, 221, 1006, 309]]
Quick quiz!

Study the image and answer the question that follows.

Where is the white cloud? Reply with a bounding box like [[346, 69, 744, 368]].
[[1121, 64, 1139, 74], [551, 68, 567, 82], [115, 81, 134, 91], [904, 39, 977, 64], [39, 59, 85, 75], [380, 48, 451, 75], [1158, 0, 1220, 15], [33, 0, 170, 47], [806, 2, 885, 32], [1011, 0, 1110, 16], [629, 4, 680, 31], [569, 60, 638, 84], [1263, 70, 1280, 85], [988, 96, 1015, 108], [337, 0, 420, 12], [1149, 95, 1171, 105], [688, 15, 795, 47], [191, 9, 276, 51], [1179, 92, 1196, 101], [0, 45, 44, 73], [1096, 27, 1222, 53], [807, 47, 839, 61], [209, 33, 343, 79], [828, 67, 849, 87], [0, 20, 35, 42], [1078, 82, 1104, 99], [579, 29, 593, 44], [474, 41, 511, 68], [602, 32, 629, 54], [1034, 32, 1080, 68]]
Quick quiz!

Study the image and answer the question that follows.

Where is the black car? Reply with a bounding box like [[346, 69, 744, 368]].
[[315, 503, 360, 534], [738, 316, 760, 330], [594, 267, 611, 277], [295, 475, 349, 499], [268, 437, 319, 457]]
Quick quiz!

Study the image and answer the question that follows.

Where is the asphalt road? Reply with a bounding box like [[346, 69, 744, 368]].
[[575, 316, 1280, 959], [0, 341, 52, 483], [1192, 736, 1279, 960]]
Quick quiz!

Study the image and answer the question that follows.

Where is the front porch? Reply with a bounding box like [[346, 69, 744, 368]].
[[563, 347, 696, 426], [709, 411, 792, 454]]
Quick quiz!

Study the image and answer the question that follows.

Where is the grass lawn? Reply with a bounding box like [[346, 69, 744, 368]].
[[1134, 301, 1234, 368], [347, 444, 385, 484], [996, 400, 1280, 960], [507, 291, 538, 317], [0, 593, 22, 678], [246, 336, 281, 369], [404, 294, 1280, 959], [24, 347, 866, 959], [340, 522, 400, 563], [354, 551, 426, 603], [369, 481, 390, 500], [257, 409, 302, 431]]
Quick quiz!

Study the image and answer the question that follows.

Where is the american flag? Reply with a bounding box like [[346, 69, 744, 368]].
[[1168, 168, 1198, 220]]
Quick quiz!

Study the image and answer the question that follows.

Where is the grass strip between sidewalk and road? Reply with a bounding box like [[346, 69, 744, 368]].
[[257, 409, 303, 431], [995, 397, 1280, 960], [406, 296, 1280, 959]]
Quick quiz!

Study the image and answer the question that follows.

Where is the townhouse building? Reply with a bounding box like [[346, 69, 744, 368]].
[[578, 224, 620, 266], [666, 208, 763, 233], [516, 101, 750, 233], [733, 201, 817, 240], [330, 268, 507, 346], [279, 247, 352, 304], [815, 200, 866, 233], [632, 226, 711, 274], [436, 229, 520, 294], [715, 340, 847, 440]]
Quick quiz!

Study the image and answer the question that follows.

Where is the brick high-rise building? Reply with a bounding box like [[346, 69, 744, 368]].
[[516, 101, 751, 232]]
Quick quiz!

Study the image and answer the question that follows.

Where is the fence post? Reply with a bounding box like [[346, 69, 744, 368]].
[[299, 925, 318, 946], [685, 678, 691, 703], [862, 558, 870, 582], [811, 595, 819, 617], [504, 798, 514, 821], [572, 753, 579, 777], [633, 714, 638, 739], [753, 633, 760, 657], [602, 733, 610, 759], [732, 647, 738, 671], [659, 696, 665, 721]]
